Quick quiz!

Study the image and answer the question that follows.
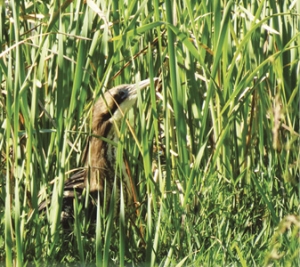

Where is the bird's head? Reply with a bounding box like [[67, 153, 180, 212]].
[[92, 78, 158, 130]]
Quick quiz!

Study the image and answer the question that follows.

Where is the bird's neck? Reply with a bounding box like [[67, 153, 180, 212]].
[[85, 120, 122, 192]]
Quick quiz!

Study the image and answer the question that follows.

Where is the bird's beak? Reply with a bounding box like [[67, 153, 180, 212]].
[[129, 77, 159, 96]]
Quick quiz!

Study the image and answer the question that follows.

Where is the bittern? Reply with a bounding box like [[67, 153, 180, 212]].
[[39, 78, 157, 222]]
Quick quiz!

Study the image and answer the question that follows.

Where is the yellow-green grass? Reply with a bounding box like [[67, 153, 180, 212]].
[[0, 0, 299, 266]]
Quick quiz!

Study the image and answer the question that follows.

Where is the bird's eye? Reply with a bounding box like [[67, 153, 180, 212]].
[[119, 90, 128, 100]]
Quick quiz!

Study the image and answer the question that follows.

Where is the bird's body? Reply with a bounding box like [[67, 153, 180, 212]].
[[39, 78, 156, 222]]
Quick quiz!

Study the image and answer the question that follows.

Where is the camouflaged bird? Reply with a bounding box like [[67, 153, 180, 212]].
[[38, 78, 158, 224]]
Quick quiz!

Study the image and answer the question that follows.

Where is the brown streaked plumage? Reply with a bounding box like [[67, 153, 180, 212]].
[[39, 78, 157, 222]]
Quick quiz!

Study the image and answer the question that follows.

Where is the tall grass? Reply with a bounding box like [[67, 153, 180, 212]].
[[0, 0, 299, 265]]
